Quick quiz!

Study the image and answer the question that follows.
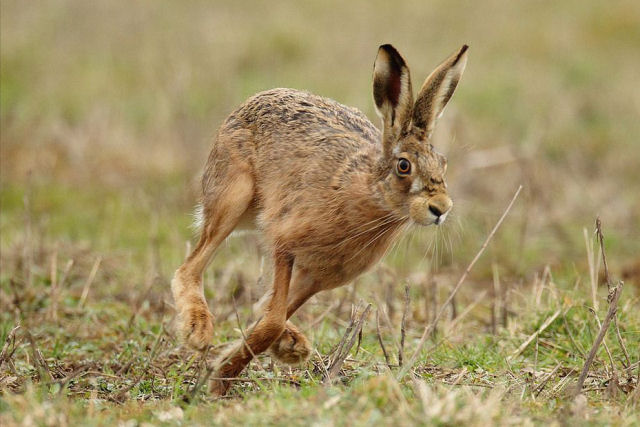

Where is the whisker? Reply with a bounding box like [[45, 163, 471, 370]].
[[435, 228, 441, 268], [444, 227, 454, 265], [348, 212, 399, 233], [420, 229, 435, 267], [328, 212, 401, 250], [384, 221, 412, 261], [347, 216, 407, 262]]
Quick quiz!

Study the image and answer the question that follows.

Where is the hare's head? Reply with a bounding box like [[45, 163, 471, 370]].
[[373, 44, 468, 226]]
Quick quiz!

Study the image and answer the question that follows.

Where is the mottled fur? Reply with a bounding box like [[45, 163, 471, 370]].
[[171, 44, 469, 396]]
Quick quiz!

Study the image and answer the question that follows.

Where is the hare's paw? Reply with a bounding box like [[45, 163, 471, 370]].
[[176, 298, 214, 351], [209, 378, 231, 397], [267, 323, 311, 365]]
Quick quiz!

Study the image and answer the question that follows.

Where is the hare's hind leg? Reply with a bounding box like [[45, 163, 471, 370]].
[[269, 274, 349, 365], [172, 170, 254, 350], [265, 269, 318, 365], [267, 321, 311, 365]]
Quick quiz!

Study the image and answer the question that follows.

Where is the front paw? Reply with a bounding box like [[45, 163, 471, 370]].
[[176, 299, 214, 351]]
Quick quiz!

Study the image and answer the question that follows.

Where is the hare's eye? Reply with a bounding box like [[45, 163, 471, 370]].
[[396, 158, 411, 175]]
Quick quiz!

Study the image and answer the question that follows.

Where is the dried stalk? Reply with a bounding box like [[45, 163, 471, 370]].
[[509, 309, 561, 360], [533, 362, 562, 396], [491, 263, 500, 334], [80, 257, 101, 308], [26, 331, 53, 382], [595, 218, 631, 368], [399, 285, 410, 367], [49, 259, 74, 320], [445, 290, 487, 334], [575, 282, 624, 397], [588, 307, 617, 379], [232, 297, 258, 362], [0, 325, 21, 370], [376, 310, 392, 369], [324, 303, 371, 382], [374, 295, 401, 354], [305, 301, 339, 332], [187, 348, 213, 403], [584, 228, 600, 311], [562, 312, 586, 359]]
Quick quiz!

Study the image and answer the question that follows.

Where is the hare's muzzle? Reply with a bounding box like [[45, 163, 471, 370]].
[[409, 194, 452, 226]]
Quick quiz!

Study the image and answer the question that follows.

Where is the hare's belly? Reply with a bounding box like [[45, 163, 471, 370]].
[[294, 230, 398, 286]]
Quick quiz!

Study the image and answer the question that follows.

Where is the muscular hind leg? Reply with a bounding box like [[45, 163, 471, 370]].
[[172, 170, 254, 350]]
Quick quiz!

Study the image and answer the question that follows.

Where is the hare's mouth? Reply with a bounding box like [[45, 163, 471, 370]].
[[432, 211, 449, 226], [413, 210, 447, 226]]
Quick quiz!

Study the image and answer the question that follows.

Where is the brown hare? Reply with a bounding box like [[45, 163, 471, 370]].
[[171, 44, 468, 395]]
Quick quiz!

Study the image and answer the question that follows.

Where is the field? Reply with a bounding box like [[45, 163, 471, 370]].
[[1, 0, 640, 425]]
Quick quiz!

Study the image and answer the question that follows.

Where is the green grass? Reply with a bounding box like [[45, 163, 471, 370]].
[[2, 0, 640, 425]]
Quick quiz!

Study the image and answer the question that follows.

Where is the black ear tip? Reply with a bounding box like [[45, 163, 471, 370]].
[[377, 44, 407, 68], [379, 44, 400, 56], [453, 45, 469, 64]]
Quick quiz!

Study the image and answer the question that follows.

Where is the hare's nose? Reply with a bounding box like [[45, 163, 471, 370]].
[[428, 197, 452, 224], [428, 204, 444, 217]]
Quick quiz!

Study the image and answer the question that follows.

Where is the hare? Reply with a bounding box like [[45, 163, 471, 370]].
[[171, 44, 468, 395]]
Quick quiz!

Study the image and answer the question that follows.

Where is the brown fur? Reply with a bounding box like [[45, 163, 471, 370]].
[[171, 44, 469, 395]]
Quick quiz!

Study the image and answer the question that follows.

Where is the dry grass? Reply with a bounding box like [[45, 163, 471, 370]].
[[1, 0, 640, 425]]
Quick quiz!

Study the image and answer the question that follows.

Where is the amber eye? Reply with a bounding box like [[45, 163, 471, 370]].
[[396, 158, 411, 175]]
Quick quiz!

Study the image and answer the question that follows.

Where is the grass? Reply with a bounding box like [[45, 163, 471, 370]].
[[1, 0, 640, 425], [1, 219, 638, 425]]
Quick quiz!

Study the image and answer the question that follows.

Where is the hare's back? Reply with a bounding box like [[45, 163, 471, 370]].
[[232, 88, 381, 160]]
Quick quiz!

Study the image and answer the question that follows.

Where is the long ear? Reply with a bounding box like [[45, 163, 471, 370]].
[[373, 44, 413, 157], [412, 45, 468, 139]]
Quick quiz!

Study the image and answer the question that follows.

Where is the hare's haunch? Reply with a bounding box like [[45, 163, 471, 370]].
[[171, 44, 469, 396]]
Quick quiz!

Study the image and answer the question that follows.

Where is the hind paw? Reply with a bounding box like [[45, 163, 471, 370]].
[[267, 322, 311, 365]]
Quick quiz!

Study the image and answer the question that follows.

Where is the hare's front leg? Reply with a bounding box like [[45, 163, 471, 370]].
[[211, 250, 294, 396], [172, 171, 255, 350], [172, 268, 214, 351]]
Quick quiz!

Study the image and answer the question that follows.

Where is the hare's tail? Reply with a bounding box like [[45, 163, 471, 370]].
[[190, 202, 205, 234]]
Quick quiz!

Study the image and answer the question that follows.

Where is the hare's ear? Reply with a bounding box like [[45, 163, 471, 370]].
[[373, 44, 413, 156], [412, 45, 468, 139]]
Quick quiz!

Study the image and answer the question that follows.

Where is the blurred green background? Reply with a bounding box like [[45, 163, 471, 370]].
[[3, 0, 639, 271]]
